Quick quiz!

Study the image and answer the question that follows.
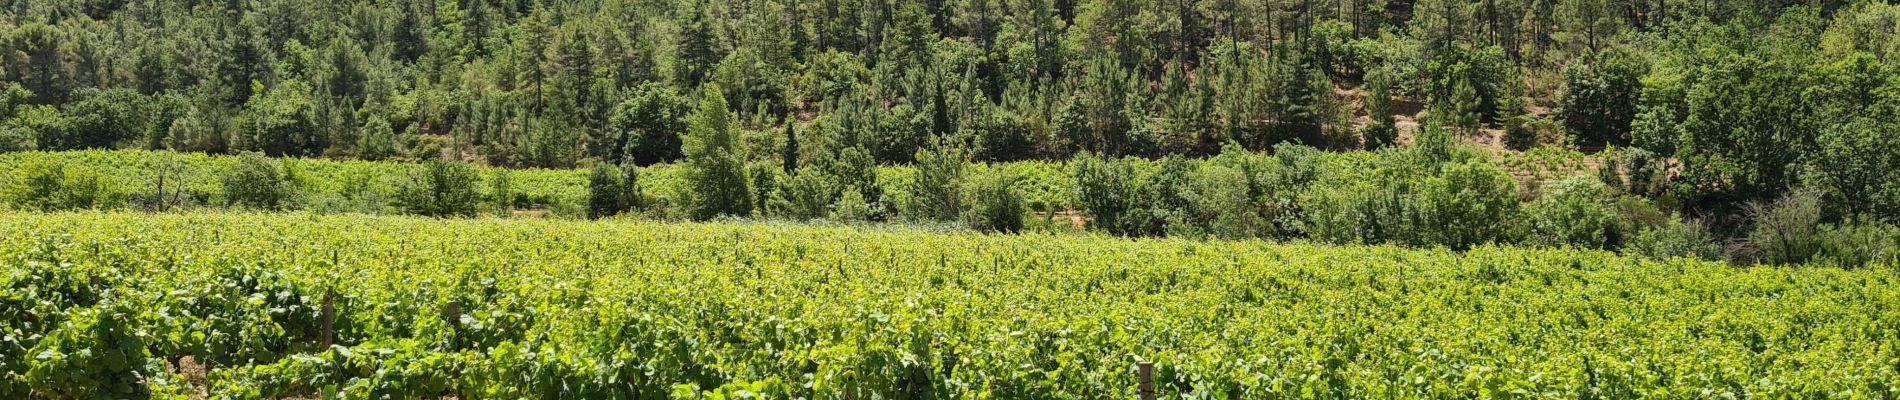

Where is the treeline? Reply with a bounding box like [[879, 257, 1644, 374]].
[[0, 0, 1897, 263], [1, 0, 1895, 162]]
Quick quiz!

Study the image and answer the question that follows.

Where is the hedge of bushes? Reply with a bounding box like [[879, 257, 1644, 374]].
[[1068, 140, 1898, 269], [4, 148, 1894, 268]]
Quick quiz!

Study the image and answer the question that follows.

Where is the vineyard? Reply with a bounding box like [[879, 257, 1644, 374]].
[[2, 211, 1897, 398], [0, 150, 1079, 219]]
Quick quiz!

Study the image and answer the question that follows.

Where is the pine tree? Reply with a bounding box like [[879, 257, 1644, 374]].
[[931, 77, 953, 138], [684, 85, 752, 219], [782, 114, 800, 173], [393, 0, 430, 62], [1362, 73, 1399, 150], [677, 2, 723, 85]]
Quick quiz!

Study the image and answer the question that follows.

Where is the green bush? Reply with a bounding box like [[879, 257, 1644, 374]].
[[911, 143, 966, 222], [0, 85, 34, 152], [1743, 190, 1825, 265], [1527, 176, 1615, 248], [1504, 115, 1566, 151], [768, 167, 837, 221], [962, 172, 1025, 233], [1807, 110, 1900, 223], [1414, 159, 1522, 249], [63, 88, 153, 151], [488, 169, 518, 213], [830, 186, 871, 222], [356, 116, 398, 161], [397, 160, 482, 218], [1132, 156, 1198, 237], [1299, 150, 1511, 248], [587, 163, 639, 219], [1608, 147, 1670, 197], [12, 105, 70, 152], [746, 161, 779, 213], [1812, 220, 1899, 269], [1302, 179, 1407, 245], [1624, 218, 1723, 261], [1179, 164, 1264, 240], [1071, 152, 1138, 235], [820, 147, 882, 219], [221, 153, 291, 210], [2, 158, 106, 211], [613, 83, 691, 166]]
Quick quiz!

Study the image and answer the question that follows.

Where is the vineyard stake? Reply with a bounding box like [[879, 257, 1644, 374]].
[[444, 299, 466, 400], [445, 300, 463, 332], [1137, 362, 1155, 400], [320, 288, 335, 348]]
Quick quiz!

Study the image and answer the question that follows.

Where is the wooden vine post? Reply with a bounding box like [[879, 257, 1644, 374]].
[[443, 299, 466, 399], [1137, 361, 1155, 400], [322, 250, 339, 348], [320, 287, 336, 348], [445, 301, 464, 333]]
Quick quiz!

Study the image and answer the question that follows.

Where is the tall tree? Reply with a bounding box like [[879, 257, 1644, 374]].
[[683, 85, 752, 219]]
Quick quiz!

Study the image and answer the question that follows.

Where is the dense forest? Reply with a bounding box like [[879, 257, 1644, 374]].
[[0, 0, 1897, 263]]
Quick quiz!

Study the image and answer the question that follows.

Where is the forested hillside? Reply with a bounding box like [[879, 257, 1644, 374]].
[[1, 0, 1897, 263]]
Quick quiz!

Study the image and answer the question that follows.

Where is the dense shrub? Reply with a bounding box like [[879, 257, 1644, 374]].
[[1305, 146, 1516, 249], [1302, 179, 1408, 245], [831, 186, 871, 222], [1071, 152, 1139, 235], [0, 124, 31, 153], [821, 147, 882, 219], [911, 143, 966, 222], [221, 153, 291, 210], [962, 171, 1025, 233], [1412, 122, 1457, 165], [587, 163, 640, 219], [1742, 190, 1825, 265], [1504, 115, 1566, 151], [0, 86, 35, 152], [356, 116, 398, 161], [1527, 176, 1615, 248], [237, 80, 321, 157], [2, 158, 106, 211], [1806, 111, 1900, 223], [1602, 147, 1671, 197], [1624, 218, 1723, 261], [610, 83, 691, 166], [482, 169, 515, 214], [1414, 159, 1522, 249], [745, 161, 779, 213], [60, 88, 153, 151], [1811, 220, 1899, 268], [968, 108, 1038, 162], [1131, 156, 1198, 237], [1179, 164, 1264, 239], [12, 106, 70, 152], [768, 168, 837, 221], [397, 160, 483, 218]]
